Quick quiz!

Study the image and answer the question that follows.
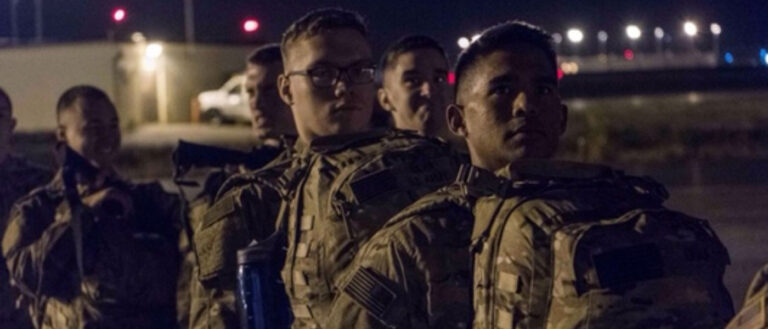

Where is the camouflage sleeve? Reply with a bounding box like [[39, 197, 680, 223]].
[[327, 208, 473, 329], [1, 193, 96, 300], [744, 263, 768, 303]]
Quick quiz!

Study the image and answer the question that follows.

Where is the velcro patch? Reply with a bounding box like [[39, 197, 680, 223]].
[[593, 243, 664, 289], [497, 272, 521, 293], [202, 195, 236, 229], [350, 170, 398, 204], [342, 267, 397, 321]]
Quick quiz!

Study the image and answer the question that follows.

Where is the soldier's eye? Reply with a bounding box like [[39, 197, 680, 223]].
[[537, 85, 554, 95], [404, 76, 423, 86], [490, 85, 513, 95]]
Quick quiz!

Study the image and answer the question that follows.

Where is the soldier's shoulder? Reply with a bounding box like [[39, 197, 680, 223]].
[[374, 185, 473, 245], [11, 179, 62, 216]]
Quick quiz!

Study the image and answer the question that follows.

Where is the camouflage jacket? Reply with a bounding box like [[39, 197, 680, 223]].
[[2, 172, 181, 329], [726, 263, 768, 329], [472, 160, 733, 329], [188, 148, 295, 329], [327, 165, 497, 329], [279, 129, 463, 329], [0, 155, 51, 328]]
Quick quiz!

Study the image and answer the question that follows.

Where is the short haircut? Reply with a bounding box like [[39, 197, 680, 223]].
[[379, 35, 448, 73], [0, 88, 11, 114], [281, 8, 368, 60], [56, 85, 112, 120], [454, 21, 557, 101], [246, 43, 282, 66]]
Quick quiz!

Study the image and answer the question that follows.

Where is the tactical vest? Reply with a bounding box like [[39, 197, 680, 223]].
[[32, 181, 180, 329], [280, 130, 462, 329], [193, 153, 293, 285], [471, 160, 734, 329]]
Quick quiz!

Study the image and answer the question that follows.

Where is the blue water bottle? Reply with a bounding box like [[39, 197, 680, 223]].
[[236, 238, 293, 329]]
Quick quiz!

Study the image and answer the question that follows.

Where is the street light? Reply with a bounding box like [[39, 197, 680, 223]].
[[626, 25, 642, 40], [567, 28, 584, 43], [471, 34, 481, 42], [597, 31, 608, 42], [457, 37, 470, 49], [112, 8, 127, 23], [242, 18, 259, 33], [597, 30, 608, 55], [654, 27, 664, 39], [710, 23, 722, 35], [683, 21, 698, 36]]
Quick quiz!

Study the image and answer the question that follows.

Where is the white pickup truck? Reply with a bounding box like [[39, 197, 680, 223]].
[[197, 74, 249, 124]]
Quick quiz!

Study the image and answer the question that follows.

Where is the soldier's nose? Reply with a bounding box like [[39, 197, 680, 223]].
[[512, 92, 529, 117]]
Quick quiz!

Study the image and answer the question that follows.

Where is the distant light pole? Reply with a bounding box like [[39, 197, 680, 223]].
[[654, 27, 664, 54], [566, 29, 583, 56], [625, 24, 641, 53], [184, 0, 195, 44], [33, 0, 42, 43], [552, 33, 563, 54], [683, 21, 698, 52], [710, 23, 722, 56], [10, 0, 19, 45], [597, 30, 608, 56]]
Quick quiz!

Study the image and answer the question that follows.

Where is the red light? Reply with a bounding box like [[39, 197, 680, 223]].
[[623, 49, 635, 60], [112, 8, 126, 23], [447, 72, 456, 85], [243, 19, 259, 33], [557, 68, 564, 80]]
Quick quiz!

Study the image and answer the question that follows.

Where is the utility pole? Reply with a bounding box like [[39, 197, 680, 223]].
[[10, 0, 19, 45], [34, 0, 43, 43], [184, 0, 195, 43]]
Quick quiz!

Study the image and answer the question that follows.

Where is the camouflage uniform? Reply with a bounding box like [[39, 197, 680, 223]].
[[181, 169, 234, 329], [0, 155, 51, 328], [188, 148, 294, 329], [279, 129, 462, 329], [726, 264, 768, 329], [328, 165, 495, 329], [2, 172, 181, 329], [472, 160, 734, 329]]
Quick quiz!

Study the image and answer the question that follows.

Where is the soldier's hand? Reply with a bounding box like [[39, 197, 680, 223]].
[[82, 188, 134, 219]]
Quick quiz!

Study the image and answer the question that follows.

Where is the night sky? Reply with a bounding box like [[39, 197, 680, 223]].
[[1, 0, 767, 59]]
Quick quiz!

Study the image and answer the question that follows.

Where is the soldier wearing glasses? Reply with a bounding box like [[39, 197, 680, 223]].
[[272, 8, 463, 329]]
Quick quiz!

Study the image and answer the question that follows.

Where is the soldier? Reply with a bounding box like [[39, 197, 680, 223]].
[[2, 86, 181, 329], [275, 8, 462, 329], [377, 35, 451, 139], [185, 43, 297, 329], [330, 21, 734, 329], [0, 88, 52, 329]]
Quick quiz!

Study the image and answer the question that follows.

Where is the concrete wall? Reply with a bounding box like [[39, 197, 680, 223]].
[[0, 43, 119, 131], [0, 42, 255, 131]]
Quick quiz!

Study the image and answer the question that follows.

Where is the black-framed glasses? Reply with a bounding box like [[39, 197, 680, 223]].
[[287, 64, 376, 88]]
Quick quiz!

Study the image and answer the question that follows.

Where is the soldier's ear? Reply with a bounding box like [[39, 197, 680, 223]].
[[447, 104, 468, 138], [377, 88, 395, 113], [10, 117, 16, 132], [55, 125, 67, 142], [278, 74, 294, 106]]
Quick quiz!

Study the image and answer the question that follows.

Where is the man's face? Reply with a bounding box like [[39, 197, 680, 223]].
[[245, 62, 296, 139], [452, 44, 566, 171], [0, 96, 14, 162], [57, 98, 121, 169], [279, 28, 375, 143], [380, 48, 450, 137]]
